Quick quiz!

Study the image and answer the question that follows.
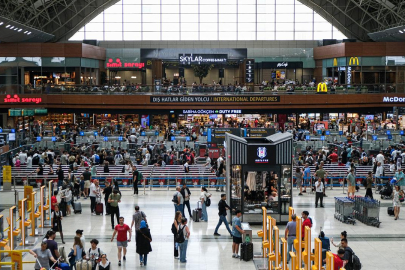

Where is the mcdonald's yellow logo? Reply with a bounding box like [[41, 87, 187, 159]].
[[349, 57, 359, 66], [317, 83, 327, 93], [333, 58, 337, 66]]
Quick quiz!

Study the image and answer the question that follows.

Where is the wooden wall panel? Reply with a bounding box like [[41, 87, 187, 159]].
[[82, 44, 106, 60], [362, 43, 386, 56], [42, 43, 65, 57], [313, 43, 345, 59], [344, 43, 364, 57], [0, 43, 18, 56], [64, 43, 82, 57], [17, 43, 42, 57], [386, 42, 405, 56]]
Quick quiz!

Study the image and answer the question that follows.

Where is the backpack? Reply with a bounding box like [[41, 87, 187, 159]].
[[32, 155, 40, 165], [172, 193, 178, 203], [205, 197, 211, 207], [175, 225, 186, 243], [94, 154, 100, 163], [352, 251, 362, 270]]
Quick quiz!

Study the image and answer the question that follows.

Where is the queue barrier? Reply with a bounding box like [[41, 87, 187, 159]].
[[258, 206, 345, 270], [0, 249, 35, 270]]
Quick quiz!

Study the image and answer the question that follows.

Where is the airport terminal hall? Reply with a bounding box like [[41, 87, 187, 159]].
[[2, 0, 405, 270]]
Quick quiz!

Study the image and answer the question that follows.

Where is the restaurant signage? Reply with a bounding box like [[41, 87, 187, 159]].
[[106, 58, 145, 68], [151, 96, 280, 103], [179, 54, 227, 64], [4, 95, 42, 104], [182, 109, 242, 114], [383, 97, 405, 103], [276, 62, 288, 68]]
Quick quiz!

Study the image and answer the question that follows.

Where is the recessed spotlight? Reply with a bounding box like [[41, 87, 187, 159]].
[[400, 30, 403, 33], [27, 32, 31, 35], [24, 31, 27, 33], [18, 29, 22, 32], [6, 25, 10, 28], [0, 22, 3, 25], [14, 28, 18, 31], [10, 26, 14, 29]]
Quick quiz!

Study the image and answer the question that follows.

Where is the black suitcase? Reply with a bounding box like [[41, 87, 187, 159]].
[[73, 201, 82, 214], [388, 207, 395, 216], [192, 201, 202, 222], [240, 242, 253, 261]]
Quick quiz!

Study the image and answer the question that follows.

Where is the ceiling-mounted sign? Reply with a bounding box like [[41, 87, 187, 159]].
[[179, 54, 228, 64], [260, 61, 303, 69], [277, 62, 288, 68], [151, 96, 280, 103], [245, 59, 255, 83], [106, 58, 145, 69], [4, 95, 42, 104]]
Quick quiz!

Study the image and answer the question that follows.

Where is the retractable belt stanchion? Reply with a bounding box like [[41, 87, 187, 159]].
[[257, 207, 268, 258], [289, 252, 296, 270], [289, 207, 295, 222], [39, 186, 49, 228], [18, 199, 30, 246], [48, 180, 53, 226]]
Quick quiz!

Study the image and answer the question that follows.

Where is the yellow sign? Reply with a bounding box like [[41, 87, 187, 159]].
[[317, 83, 328, 93], [349, 57, 359, 66], [10, 251, 22, 270], [3, 165, 11, 183], [333, 58, 337, 66]]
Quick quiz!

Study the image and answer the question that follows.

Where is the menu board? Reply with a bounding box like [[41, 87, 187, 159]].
[[245, 59, 254, 83]]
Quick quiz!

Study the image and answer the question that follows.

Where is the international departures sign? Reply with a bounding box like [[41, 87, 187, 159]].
[[150, 96, 280, 103]]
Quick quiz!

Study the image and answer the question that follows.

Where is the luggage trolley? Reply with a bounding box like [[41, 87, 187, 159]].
[[353, 197, 381, 228], [334, 197, 356, 225]]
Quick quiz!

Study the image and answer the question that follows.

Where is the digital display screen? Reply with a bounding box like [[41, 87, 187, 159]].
[[247, 145, 275, 165], [8, 133, 15, 141]]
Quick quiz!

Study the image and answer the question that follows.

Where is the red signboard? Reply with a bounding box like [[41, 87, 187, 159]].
[[106, 58, 145, 68], [4, 95, 42, 104]]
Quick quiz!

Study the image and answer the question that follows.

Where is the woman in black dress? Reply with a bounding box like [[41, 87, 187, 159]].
[[136, 220, 152, 266], [51, 204, 65, 244]]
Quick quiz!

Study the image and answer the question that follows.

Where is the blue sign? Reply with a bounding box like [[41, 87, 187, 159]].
[[94, 131, 98, 136], [243, 129, 247, 137], [401, 130, 404, 136], [80, 131, 84, 136], [155, 131, 159, 136], [0, 128, 2, 133], [388, 134, 393, 140], [118, 136, 123, 141], [186, 136, 190, 141], [386, 130, 391, 135], [103, 137, 108, 142], [11, 129, 15, 133], [202, 132, 207, 136], [339, 131, 343, 135], [51, 137, 56, 142], [372, 135, 378, 141], [36, 136, 41, 142], [207, 128, 212, 143], [320, 136, 325, 141], [325, 131, 330, 135], [317, 130, 322, 135], [171, 136, 176, 141], [141, 131, 146, 136], [305, 135, 310, 140]]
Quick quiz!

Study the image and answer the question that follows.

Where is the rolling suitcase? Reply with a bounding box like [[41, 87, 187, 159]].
[[192, 201, 202, 222], [59, 262, 70, 270], [240, 242, 253, 262], [388, 207, 395, 216], [95, 203, 104, 215], [73, 201, 82, 214]]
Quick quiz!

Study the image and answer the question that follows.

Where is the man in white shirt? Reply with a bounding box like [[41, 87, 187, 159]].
[[89, 180, 99, 215], [204, 154, 211, 167], [27, 154, 33, 168], [375, 162, 384, 188], [19, 151, 27, 165], [217, 155, 224, 168], [315, 177, 324, 208], [376, 151, 385, 165]]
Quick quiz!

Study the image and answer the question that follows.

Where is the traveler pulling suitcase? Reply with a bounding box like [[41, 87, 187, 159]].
[[192, 201, 202, 222], [388, 207, 395, 216], [240, 242, 254, 261]]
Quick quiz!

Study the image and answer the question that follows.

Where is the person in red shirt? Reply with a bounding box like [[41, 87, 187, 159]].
[[301, 211, 312, 239], [328, 151, 339, 163], [323, 249, 344, 270], [111, 217, 132, 266], [51, 191, 58, 213]]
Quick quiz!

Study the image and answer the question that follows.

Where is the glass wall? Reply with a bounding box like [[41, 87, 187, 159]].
[[69, 0, 347, 41]]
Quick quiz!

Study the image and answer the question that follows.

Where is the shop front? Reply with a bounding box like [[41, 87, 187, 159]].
[[257, 61, 311, 85]]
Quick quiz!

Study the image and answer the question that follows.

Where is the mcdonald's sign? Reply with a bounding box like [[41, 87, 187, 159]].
[[317, 83, 328, 93], [333, 58, 338, 67], [349, 57, 359, 66]]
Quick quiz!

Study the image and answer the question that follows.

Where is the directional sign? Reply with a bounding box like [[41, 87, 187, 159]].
[[155, 131, 159, 136], [245, 59, 255, 83], [51, 137, 56, 142], [103, 137, 108, 142], [325, 131, 330, 135], [401, 130, 404, 136], [36, 136, 41, 142], [118, 136, 123, 141], [386, 130, 391, 135], [141, 131, 146, 136], [94, 131, 98, 136], [305, 135, 310, 140], [388, 134, 393, 140], [372, 135, 378, 141], [80, 131, 84, 136], [320, 136, 325, 141], [339, 131, 343, 135]]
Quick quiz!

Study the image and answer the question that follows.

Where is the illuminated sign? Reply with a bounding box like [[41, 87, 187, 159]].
[[106, 58, 145, 69], [179, 54, 227, 64], [349, 57, 359, 66], [245, 59, 254, 83], [4, 95, 42, 104], [347, 66, 352, 85], [333, 58, 338, 67], [247, 145, 275, 165], [276, 62, 288, 68], [383, 97, 405, 102], [151, 96, 280, 103], [317, 83, 327, 93], [182, 109, 242, 114]]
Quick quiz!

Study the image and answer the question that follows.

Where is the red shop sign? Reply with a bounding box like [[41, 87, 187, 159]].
[[4, 95, 42, 104], [106, 58, 145, 68]]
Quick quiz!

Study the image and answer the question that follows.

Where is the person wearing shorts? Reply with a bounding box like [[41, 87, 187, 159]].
[[347, 169, 356, 198], [111, 217, 132, 266], [82, 167, 92, 198], [231, 210, 245, 259]]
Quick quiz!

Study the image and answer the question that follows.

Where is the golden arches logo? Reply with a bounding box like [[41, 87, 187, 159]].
[[349, 57, 359, 66], [333, 58, 337, 66], [317, 83, 327, 93]]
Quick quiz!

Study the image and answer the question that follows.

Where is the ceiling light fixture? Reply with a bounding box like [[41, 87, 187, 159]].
[[0, 22, 3, 25], [24, 31, 27, 34], [10, 26, 14, 29], [131, 76, 137, 79], [115, 76, 121, 79], [6, 25, 10, 28], [18, 29, 22, 32], [400, 30, 403, 33]]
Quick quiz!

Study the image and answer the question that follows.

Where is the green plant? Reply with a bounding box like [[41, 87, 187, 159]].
[[192, 64, 214, 84]]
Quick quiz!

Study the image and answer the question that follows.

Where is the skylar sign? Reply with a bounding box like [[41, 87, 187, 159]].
[[383, 96, 405, 103], [4, 95, 42, 104], [179, 54, 227, 64]]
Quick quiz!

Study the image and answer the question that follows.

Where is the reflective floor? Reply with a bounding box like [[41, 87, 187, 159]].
[[23, 187, 405, 270]]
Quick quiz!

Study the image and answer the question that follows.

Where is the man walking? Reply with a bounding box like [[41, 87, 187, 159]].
[[108, 189, 121, 230], [132, 165, 142, 196], [131, 206, 147, 235], [181, 183, 192, 218], [341, 238, 354, 270], [315, 177, 325, 208], [314, 161, 328, 197], [214, 194, 233, 237], [89, 179, 100, 215], [111, 217, 131, 267], [285, 214, 296, 263], [173, 186, 184, 216], [103, 181, 112, 215]]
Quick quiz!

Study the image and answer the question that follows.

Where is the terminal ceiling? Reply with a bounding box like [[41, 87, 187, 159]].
[[0, 0, 405, 42]]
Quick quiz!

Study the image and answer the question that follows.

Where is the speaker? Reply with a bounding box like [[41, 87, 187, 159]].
[[219, 68, 224, 78], [179, 68, 184, 77]]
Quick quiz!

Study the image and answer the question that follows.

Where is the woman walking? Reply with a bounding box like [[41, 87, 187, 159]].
[[171, 211, 182, 259], [51, 204, 65, 244], [200, 187, 211, 222], [393, 185, 403, 220], [331, 231, 347, 251], [295, 167, 304, 196], [136, 220, 152, 266]]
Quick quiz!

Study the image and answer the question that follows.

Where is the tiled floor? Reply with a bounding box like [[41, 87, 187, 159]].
[[21, 187, 405, 270]]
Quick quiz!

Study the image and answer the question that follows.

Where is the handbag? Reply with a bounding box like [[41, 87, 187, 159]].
[[141, 232, 152, 242], [399, 192, 404, 202]]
